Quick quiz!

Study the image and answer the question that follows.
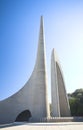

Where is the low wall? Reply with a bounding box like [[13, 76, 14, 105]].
[[40, 117, 83, 122]]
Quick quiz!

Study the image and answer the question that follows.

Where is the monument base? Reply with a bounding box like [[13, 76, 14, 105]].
[[40, 117, 83, 122]]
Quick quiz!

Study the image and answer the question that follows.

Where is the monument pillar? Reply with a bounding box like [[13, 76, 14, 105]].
[[51, 49, 71, 117]]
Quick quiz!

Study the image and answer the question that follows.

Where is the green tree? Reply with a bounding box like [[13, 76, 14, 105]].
[[68, 89, 83, 116]]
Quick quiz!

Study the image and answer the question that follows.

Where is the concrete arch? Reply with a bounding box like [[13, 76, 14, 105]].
[[15, 110, 32, 122]]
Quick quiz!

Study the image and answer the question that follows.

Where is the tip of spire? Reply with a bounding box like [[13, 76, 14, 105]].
[[41, 15, 43, 19], [52, 48, 59, 61], [40, 15, 44, 24], [52, 48, 55, 54], [39, 15, 44, 37], [38, 15, 45, 45]]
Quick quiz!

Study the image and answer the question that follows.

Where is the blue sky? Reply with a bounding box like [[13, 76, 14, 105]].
[[0, 0, 83, 101]]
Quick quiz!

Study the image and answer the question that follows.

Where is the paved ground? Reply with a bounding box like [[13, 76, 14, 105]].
[[0, 122, 83, 130]]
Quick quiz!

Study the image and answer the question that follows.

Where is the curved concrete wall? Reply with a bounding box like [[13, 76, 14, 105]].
[[0, 16, 50, 124], [51, 49, 71, 117]]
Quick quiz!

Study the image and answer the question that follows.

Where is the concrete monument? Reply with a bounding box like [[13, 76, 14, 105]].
[[0, 16, 70, 124]]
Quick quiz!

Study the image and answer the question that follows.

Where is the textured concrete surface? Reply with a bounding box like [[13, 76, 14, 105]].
[[51, 49, 70, 117], [0, 16, 50, 124], [0, 122, 83, 130]]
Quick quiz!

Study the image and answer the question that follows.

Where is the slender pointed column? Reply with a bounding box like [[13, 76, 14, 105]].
[[32, 16, 50, 119], [36, 16, 50, 118], [51, 49, 60, 117]]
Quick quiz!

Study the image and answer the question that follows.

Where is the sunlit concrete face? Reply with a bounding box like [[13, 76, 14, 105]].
[[51, 49, 71, 117], [0, 16, 50, 124]]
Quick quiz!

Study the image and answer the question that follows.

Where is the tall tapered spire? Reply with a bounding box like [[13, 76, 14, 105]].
[[34, 16, 50, 118]]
